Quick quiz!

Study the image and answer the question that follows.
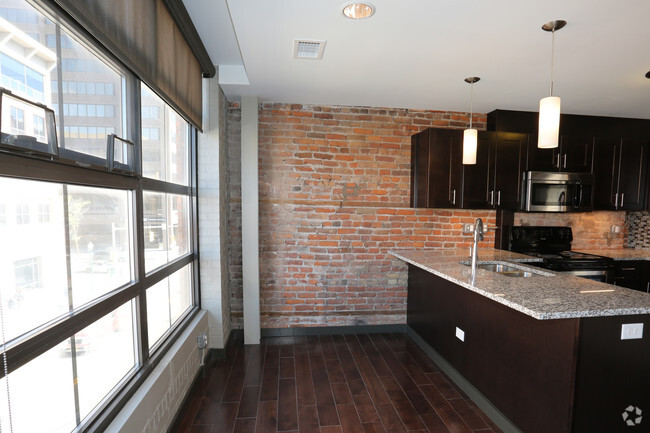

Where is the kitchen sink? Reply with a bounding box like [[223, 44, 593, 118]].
[[478, 263, 538, 277], [462, 261, 551, 278]]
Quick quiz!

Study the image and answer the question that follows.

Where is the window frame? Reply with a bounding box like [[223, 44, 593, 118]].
[[0, 2, 201, 431]]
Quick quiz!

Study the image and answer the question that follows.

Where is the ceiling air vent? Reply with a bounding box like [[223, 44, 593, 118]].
[[293, 40, 326, 60]]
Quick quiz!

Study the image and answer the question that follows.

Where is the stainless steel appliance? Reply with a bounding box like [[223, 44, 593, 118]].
[[506, 226, 614, 283], [521, 171, 594, 212]]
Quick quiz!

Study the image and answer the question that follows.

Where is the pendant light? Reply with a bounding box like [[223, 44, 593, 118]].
[[538, 20, 566, 149], [463, 77, 480, 165]]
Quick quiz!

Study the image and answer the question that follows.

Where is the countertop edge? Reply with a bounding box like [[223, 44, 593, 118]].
[[390, 249, 650, 320]]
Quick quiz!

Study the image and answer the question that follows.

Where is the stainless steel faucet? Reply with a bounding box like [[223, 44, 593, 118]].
[[470, 217, 484, 277]]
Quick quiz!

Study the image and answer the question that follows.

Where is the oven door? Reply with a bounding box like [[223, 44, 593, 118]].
[[559, 269, 610, 283]]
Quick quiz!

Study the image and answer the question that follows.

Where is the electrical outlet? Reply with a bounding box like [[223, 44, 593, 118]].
[[463, 223, 489, 234], [455, 327, 465, 342], [197, 332, 208, 349], [621, 323, 644, 340]]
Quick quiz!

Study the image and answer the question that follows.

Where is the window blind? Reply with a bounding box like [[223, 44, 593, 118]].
[[49, 0, 214, 129]]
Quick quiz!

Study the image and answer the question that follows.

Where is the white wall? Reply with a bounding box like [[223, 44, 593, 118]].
[[240, 96, 260, 344], [105, 311, 208, 433], [198, 74, 231, 348]]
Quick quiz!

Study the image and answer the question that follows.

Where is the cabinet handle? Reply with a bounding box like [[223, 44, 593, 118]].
[[620, 193, 625, 208], [646, 282, 649, 293], [555, 154, 561, 168], [562, 154, 567, 168], [497, 191, 501, 206], [452, 189, 456, 205], [614, 193, 619, 208], [489, 190, 494, 206], [620, 268, 636, 271]]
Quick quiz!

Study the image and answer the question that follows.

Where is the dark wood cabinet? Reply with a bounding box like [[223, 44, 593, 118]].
[[411, 128, 431, 208], [489, 109, 650, 210], [526, 135, 593, 172], [592, 138, 618, 209], [412, 128, 525, 210], [462, 131, 528, 210], [612, 260, 650, 293], [493, 132, 528, 209], [460, 131, 494, 209], [593, 138, 648, 210], [410, 128, 462, 208], [558, 135, 594, 172], [408, 264, 650, 433], [618, 139, 648, 211]]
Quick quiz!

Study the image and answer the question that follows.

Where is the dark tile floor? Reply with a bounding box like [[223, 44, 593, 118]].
[[170, 333, 503, 433]]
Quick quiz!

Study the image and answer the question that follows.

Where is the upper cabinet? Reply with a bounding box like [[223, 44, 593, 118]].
[[412, 112, 650, 211], [462, 131, 527, 209], [526, 135, 593, 173], [410, 128, 462, 208], [493, 132, 529, 209], [411, 128, 526, 210], [593, 138, 648, 211]]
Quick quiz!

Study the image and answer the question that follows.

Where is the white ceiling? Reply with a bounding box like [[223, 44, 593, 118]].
[[184, 0, 650, 119]]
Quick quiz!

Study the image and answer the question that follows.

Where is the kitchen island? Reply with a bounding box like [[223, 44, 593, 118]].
[[391, 248, 650, 433]]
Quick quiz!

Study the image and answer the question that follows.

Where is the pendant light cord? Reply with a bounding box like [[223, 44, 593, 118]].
[[469, 81, 474, 129], [549, 27, 556, 97]]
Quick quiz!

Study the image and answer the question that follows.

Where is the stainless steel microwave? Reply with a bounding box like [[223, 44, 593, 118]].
[[522, 171, 594, 212]]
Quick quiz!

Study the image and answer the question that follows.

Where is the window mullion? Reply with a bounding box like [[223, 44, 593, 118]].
[[134, 184, 149, 363], [62, 184, 83, 425]]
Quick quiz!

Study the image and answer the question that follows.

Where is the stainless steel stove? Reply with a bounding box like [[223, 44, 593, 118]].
[[506, 226, 614, 282]]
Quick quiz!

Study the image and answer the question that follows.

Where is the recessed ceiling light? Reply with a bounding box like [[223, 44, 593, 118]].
[[342, 2, 375, 20]]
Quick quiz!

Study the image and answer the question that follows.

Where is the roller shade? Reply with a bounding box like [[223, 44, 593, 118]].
[[49, 0, 214, 129]]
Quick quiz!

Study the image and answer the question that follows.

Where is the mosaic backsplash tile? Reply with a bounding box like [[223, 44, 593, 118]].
[[627, 211, 650, 248]]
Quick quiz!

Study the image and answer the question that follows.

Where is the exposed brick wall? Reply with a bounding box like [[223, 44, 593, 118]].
[[514, 211, 627, 250], [227, 103, 493, 328]]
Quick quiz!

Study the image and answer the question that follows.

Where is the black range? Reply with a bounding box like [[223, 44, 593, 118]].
[[506, 226, 614, 283]]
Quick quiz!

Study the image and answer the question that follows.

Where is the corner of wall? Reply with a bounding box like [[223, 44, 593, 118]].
[[105, 311, 208, 433]]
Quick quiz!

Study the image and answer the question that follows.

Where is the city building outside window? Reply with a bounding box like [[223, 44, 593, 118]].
[[0, 1, 199, 432]]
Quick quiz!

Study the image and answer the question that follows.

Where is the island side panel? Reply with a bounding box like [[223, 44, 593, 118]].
[[407, 264, 579, 433], [572, 315, 650, 432]]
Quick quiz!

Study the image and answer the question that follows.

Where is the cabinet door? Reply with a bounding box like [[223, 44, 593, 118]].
[[461, 131, 494, 209], [560, 136, 593, 172], [428, 129, 463, 208], [612, 260, 642, 291], [618, 139, 648, 211], [592, 138, 618, 210], [410, 129, 431, 207], [526, 135, 557, 171], [494, 132, 528, 210]]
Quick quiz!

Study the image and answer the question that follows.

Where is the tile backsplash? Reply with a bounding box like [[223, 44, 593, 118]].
[[626, 211, 650, 249]]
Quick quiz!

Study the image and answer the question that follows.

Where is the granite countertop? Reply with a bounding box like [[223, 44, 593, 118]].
[[577, 248, 650, 261], [390, 248, 650, 320]]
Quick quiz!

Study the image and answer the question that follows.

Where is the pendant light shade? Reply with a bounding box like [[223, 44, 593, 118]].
[[538, 20, 565, 149], [463, 128, 478, 164], [538, 96, 561, 149], [463, 76, 480, 165]]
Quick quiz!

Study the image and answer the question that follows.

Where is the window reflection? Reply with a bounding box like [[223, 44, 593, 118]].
[[144, 192, 189, 273], [141, 85, 189, 185]]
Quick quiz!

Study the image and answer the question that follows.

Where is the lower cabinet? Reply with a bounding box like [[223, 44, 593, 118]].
[[612, 260, 650, 293], [407, 265, 650, 433]]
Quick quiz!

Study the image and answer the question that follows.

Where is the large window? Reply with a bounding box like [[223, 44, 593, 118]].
[[0, 2, 198, 432]]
